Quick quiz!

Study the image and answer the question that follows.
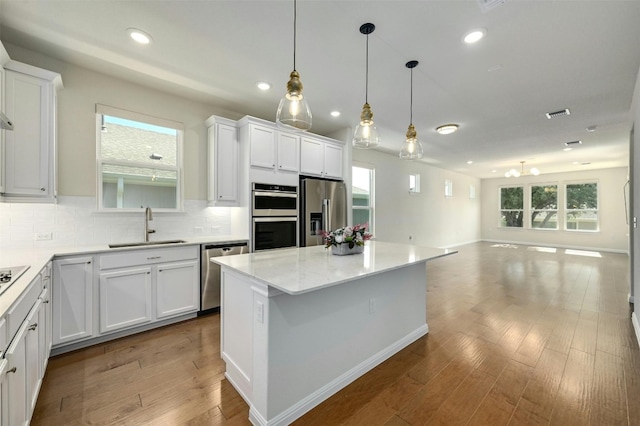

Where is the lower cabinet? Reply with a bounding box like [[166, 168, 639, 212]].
[[5, 321, 28, 426], [156, 260, 199, 319], [99, 267, 152, 334], [52, 256, 94, 346]]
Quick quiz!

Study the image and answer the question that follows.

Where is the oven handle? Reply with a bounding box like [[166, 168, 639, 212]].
[[253, 217, 298, 222], [253, 191, 298, 198]]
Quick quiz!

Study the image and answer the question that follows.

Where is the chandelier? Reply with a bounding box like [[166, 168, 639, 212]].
[[505, 161, 540, 178]]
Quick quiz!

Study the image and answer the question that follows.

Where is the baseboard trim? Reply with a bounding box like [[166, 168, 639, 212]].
[[481, 238, 629, 255]]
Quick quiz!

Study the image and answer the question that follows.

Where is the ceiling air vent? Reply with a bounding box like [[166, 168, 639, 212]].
[[477, 0, 506, 12], [564, 140, 582, 146], [546, 108, 570, 119]]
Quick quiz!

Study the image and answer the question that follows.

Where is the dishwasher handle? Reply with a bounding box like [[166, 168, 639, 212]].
[[202, 242, 248, 250]]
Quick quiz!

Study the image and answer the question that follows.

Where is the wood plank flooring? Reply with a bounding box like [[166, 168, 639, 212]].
[[32, 241, 640, 425]]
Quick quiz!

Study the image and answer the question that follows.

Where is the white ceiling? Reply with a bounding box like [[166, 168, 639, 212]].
[[1, 0, 639, 179]]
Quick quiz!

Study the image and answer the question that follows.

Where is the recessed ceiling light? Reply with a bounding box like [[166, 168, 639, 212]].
[[463, 29, 486, 44], [467, 160, 473, 164], [256, 82, 271, 91], [491, 170, 497, 173], [572, 161, 580, 165], [127, 28, 152, 45], [586, 125, 597, 132], [330, 111, 341, 117], [563, 147, 572, 152], [436, 124, 459, 135]]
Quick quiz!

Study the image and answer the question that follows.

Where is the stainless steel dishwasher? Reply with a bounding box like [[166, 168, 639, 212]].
[[200, 241, 248, 314]]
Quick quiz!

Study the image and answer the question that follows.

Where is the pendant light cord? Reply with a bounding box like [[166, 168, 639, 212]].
[[409, 67, 413, 125], [293, 0, 297, 71], [365, 33, 369, 104]]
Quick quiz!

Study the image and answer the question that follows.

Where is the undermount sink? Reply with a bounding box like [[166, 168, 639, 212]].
[[108, 239, 187, 249]]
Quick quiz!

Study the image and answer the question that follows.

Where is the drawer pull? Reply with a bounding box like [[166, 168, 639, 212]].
[[6, 367, 17, 374], [29, 323, 38, 331], [147, 256, 162, 260], [43, 299, 50, 304]]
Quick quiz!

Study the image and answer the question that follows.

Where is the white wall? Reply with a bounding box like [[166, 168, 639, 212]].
[[481, 167, 629, 253], [352, 149, 481, 248], [630, 63, 640, 342]]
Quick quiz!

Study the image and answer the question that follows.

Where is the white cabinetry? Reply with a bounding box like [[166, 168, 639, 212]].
[[2, 61, 62, 201], [300, 137, 344, 179], [99, 267, 152, 333], [53, 256, 94, 346], [98, 245, 199, 334], [2, 264, 50, 426], [239, 116, 301, 185], [206, 115, 239, 206]]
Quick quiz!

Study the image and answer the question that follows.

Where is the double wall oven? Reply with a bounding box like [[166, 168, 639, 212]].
[[251, 183, 298, 251]]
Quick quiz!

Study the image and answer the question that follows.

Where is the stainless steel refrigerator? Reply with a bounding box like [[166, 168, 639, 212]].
[[300, 178, 347, 246]]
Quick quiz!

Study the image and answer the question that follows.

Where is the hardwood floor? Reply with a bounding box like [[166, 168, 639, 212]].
[[32, 241, 640, 425]]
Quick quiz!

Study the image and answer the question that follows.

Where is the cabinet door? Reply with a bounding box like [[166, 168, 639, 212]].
[[5, 321, 28, 426], [53, 257, 94, 345], [38, 287, 51, 373], [41, 264, 53, 364], [4, 70, 51, 197], [323, 143, 344, 179], [25, 299, 42, 419], [300, 137, 324, 176], [156, 260, 199, 319], [249, 124, 276, 169], [214, 123, 238, 202], [0, 358, 7, 426], [277, 132, 299, 172], [99, 267, 152, 333]]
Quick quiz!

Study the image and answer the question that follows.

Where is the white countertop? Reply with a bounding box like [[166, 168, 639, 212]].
[[0, 235, 247, 317], [212, 241, 456, 295]]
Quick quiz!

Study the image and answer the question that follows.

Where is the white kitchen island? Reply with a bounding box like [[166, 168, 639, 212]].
[[212, 241, 455, 426]]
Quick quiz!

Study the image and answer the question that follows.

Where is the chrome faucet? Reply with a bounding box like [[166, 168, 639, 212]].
[[144, 207, 155, 242]]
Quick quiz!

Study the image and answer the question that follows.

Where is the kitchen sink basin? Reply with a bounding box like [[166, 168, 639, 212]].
[[108, 239, 187, 249]]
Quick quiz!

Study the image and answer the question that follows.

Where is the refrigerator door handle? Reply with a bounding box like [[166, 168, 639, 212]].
[[322, 198, 331, 232]]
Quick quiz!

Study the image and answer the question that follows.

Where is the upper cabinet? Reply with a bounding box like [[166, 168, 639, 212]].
[[300, 136, 344, 180], [2, 60, 62, 202], [206, 115, 239, 206]]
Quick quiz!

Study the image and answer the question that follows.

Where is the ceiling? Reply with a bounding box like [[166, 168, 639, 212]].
[[1, 0, 639, 179]]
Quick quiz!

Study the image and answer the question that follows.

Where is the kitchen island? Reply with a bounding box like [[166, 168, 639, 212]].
[[212, 241, 455, 426]]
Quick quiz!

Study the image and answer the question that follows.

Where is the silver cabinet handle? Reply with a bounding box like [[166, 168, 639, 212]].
[[147, 256, 161, 260], [43, 299, 50, 304], [6, 367, 16, 374], [29, 323, 38, 331], [40, 188, 46, 192]]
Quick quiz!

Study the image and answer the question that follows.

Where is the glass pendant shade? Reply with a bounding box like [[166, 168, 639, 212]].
[[276, 0, 312, 131], [277, 70, 312, 130], [399, 124, 424, 160], [353, 102, 380, 148], [353, 23, 379, 149]]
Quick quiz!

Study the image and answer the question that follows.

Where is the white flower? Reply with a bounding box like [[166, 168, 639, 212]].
[[356, 233, 363, 243], [344, 226, 353, 237], [335, 235, 343, 243]]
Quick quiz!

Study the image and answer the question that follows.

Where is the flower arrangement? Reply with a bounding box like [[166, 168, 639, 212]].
[[321, 223, 373, 249]]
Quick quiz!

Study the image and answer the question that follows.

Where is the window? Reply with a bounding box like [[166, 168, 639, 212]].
[[352, 165, 374, 232], [96, 105, 183, 211], [409, 174, 420, 193], [566, 182, 598, 231], [531, 184, 558, 229], [444, 179, 453, 198], [500, 186, 523, 228]]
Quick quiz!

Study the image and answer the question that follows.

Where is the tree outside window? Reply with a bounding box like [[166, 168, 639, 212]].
[[500, 186, 523, 228], [531, 184, 558, 229], [566, 182, 598, 231]]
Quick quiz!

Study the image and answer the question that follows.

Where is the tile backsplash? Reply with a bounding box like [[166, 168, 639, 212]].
[[0, 196, 246, 249]]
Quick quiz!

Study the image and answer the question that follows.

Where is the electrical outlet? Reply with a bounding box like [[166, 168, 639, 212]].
[[194, 226, 204, 233], [35, 232, 52, 241]]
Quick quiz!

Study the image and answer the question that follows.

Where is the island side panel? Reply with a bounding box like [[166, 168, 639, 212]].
[[265, 261, 428, 422]]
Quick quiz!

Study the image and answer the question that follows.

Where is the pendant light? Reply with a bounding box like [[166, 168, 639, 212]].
[[353, 23, 379, 149], [399, 60, 423, 160], [276, 0, 312, 131]]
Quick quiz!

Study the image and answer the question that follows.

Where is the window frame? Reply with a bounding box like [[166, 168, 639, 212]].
[[564, 180, 599, 232], [530, 183, 559, 230], [95, 104, 184, 212], [499, 185, 524, 228], [351, 164, 375, 234]]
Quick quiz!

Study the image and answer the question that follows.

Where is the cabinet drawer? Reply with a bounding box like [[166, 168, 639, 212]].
[[7, 275, 43, 338], [99, 245, 198, 270]]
